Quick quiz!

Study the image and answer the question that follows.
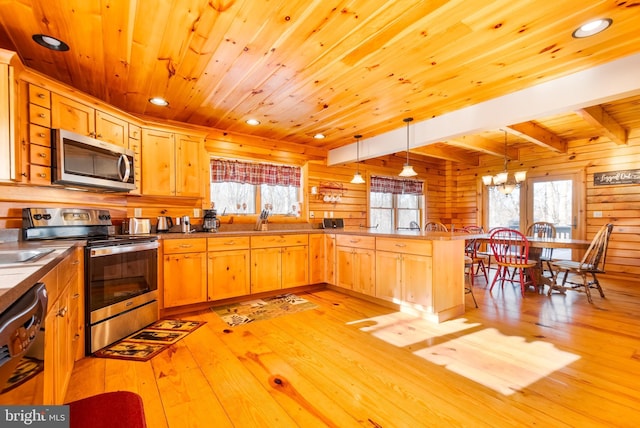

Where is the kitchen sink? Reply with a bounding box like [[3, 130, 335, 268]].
[[0, 249, 55, 265]]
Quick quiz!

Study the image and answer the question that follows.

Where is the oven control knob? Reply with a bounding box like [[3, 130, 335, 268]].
[[43, 214, 52, 220], [34, 214, 42, 220]]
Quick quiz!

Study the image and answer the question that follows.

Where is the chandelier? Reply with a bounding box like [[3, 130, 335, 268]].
[[482, 130, 526, 195]]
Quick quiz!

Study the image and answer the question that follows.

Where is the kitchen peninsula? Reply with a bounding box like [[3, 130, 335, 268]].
[[157, 228, 468, 323]]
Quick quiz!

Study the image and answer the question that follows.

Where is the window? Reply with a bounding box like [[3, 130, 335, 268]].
[[487, 186, 521, 230], [369, 176, 423, 232], [210, 159, 301, 216]]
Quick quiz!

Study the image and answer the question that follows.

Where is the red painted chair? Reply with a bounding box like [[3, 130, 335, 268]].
[[489, 228, 537, 297]]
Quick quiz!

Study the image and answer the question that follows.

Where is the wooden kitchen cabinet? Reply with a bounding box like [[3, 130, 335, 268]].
[[51, 93, 128, 146], [336, 235, 375, 296], [309, 233, 336, 285], [40, 249, 82, 405], [207, 236, 250, 300], [163, 238, 207, 307], [141, 129, 203, 197], [250, 234, 309, 294], [376, 238, 433, 308]]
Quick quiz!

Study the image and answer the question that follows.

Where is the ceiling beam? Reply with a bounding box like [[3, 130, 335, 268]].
[[447, 134, 518, 159], [328, 52, 640, 165], [576, 105, 628, 145], [504, 122, 567, 153], [411, 145, 480, 165]]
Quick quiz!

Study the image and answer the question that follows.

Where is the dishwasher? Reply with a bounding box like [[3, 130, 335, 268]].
[[0, 283, 48, 396]]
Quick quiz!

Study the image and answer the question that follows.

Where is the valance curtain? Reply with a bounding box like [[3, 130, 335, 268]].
[[210, 159, 301, 187], [370, 175, 423, 195]]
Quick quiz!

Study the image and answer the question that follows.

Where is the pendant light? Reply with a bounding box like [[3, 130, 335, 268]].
[[399, 117, 417, 177], [350, 134, 365, 184]]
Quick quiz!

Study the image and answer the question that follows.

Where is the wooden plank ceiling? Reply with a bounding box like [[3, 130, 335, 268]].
[[0, 0, 639, 165]]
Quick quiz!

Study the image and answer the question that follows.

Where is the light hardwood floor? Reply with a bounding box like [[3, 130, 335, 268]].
[[65, 275, 640, 427]]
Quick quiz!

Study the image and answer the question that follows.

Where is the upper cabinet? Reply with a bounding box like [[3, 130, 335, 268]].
[[141, 129, 203, 197], [0, 51, 17, 181], [51, 94, 128, 147]]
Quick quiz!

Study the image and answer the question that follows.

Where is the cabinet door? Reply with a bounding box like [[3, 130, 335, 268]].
[[163, 253, 207, 307], [282, 245, 308, 287], [208, 249, 250, 300], [403, 253, 433, 309], [336, 246, 354, 290], [141, 129, 175, 196], [51, 93, 95, 136], [175, 134, 202, 197], [95, 110, 127, 146], [325, 234, 336, 285], [353, 248, 375, 296], [250, 247, 282, 293], [308, 234, 325, 284], [375, 250, 402, 302]]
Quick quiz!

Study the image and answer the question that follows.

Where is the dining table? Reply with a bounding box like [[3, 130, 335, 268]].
[[476, 235, 592, 295]]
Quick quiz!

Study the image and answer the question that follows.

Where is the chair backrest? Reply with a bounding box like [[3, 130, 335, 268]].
[[526, 222, 556, 259], [463, 226, 485, 256], [580, 223, 614, 272], [526, 222, 557, 238], [489, 228, 531, 265], [425, 221, 448, 232]]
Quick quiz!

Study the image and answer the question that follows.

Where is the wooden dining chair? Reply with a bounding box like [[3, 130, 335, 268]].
[[424, 221, 448, 232], [462, 225, 488, 285], [549, 223, 613, 303], [489, 228, 537, 297], [526, 221, 557, 276], [464, 255, 479, 308]]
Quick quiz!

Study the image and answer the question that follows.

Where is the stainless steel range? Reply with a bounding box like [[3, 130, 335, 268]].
[[23, 207, 159, 354]]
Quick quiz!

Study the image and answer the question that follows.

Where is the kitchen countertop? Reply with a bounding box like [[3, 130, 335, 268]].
[[156, 227, 472, 241], [0, 240, 84, 313], [0, 227, 471, 313]]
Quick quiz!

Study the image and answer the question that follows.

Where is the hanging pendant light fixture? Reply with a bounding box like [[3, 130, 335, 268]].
[[399, 117, 417, 177], [482, 130, 527, 195], [351, 134, 365, 184]]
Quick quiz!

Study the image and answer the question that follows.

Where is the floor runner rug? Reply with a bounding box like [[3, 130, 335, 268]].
[[93, 319, 205, 361], [1, 357, 44, 393], [212, 293, 318, 327]]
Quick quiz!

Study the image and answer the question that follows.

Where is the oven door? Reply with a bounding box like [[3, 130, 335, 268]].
[[86, 241, 158, 353]]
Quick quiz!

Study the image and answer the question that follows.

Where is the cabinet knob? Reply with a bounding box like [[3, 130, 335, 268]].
[[37, 93, 45, 98], [38, 132, 45, 137], [38, 152, 47, 158], [38, 173, 47, 178], [89, 132, 95, 137], [57, 307, 68, 317], [224, 241, 236, 245], [38, 113, 46, 118]]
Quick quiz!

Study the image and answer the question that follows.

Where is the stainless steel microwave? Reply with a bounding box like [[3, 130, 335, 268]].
[[52, 129, 136, 192]]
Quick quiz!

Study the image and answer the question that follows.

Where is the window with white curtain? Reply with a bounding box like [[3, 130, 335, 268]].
[[369, 176, 424, 231], [210, 159, 301, 215]]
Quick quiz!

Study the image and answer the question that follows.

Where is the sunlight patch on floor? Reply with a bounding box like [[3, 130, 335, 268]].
[[348, 312, 580, 395]]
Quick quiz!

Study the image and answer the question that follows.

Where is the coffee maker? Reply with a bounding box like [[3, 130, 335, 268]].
[[203, 209, 219, 232]]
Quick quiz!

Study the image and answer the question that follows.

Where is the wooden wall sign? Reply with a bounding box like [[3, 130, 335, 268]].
[[594, 169, 640, 186]]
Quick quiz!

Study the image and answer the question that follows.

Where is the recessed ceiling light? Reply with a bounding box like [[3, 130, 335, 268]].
[[32, 34, 69, 51], [149, 97, 169, 106], [246, 119, 260, 126], [313, 133, 326, 139], [572, 18, 612, 38]]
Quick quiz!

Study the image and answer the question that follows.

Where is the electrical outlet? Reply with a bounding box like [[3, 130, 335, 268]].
[[309, 211, 315, 218], [193, 208, 201, 218], [134, 208, 142, 217], [593, 211, 603, 218]]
